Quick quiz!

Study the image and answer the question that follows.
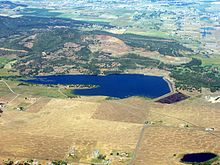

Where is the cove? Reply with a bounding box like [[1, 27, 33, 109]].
[[23, 74, 171, 99]]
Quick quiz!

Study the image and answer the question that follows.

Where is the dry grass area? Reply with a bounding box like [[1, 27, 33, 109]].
[[92, 97, 220, 164], [84, 34, 190, 65], [92, 99, 148, 124], [1, 93, 220, 164], [88, 35, 131, 57], [27, 98, 51, 113], [135, 127, 220, 165], [86, 34, 191, 64], [134, 48, 191, 65], [0, 98, 142, 164], [126, 67, 171, 78]]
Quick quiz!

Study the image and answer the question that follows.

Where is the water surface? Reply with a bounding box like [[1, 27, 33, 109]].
[[24, 74, 171, 99], [181, 152, 218, 163]]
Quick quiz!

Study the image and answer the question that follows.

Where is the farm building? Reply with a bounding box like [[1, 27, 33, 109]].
[[0, 102, 5, 108]]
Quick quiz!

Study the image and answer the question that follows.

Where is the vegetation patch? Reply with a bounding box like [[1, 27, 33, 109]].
[[156, 92, 190, 104], [169, 58, 220, 92], [118, 33, 192, 57], [0, 57, 11, 69]]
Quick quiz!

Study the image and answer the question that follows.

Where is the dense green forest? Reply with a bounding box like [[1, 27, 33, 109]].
[[170, 58, 220, 92]]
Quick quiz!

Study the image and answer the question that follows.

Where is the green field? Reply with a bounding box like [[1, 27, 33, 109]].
[[0, 80, 75, 99], [198, 57, 220, 65], [0, 57, 11, 68]]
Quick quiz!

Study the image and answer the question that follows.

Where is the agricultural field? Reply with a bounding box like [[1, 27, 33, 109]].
[[1, 81, 220, 164]]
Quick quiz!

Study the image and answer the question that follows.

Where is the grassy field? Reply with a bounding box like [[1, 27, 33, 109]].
[[0, 56, 18, 76], [193, 56, 220, 71], [1, 93, 220, 164], [0, 68, 19, 76], [0, 80, 75, 99], [124, 29, 171, 39], [0, 98, 142, 164], [0, 57, 11, 68], [0, 82, 13, 97], [195, 56, 220, 65]]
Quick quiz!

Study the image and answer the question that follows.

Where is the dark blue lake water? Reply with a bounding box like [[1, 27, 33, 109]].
[[24, 74, 171, 99], [181, 153, 217, 163]]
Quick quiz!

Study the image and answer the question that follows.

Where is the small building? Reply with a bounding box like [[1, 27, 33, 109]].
[[206, 96, 220, 103], [0, 103, 5, 108], [17, 107, 24, 111], [92, 150, 100, 158], [120, 152, 129, 157], [68, 146, 76, 157], [179, 123, 189, 128], [32, 159, 38, 165], [205, 128, 215, 132], [104, 159, 111, 165]]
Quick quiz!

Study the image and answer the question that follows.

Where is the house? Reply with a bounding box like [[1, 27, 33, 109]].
[[68, 146, 76, 157], [0, 102, 5, 108], [17, 107, 24, 111], [205, 128, 215, 132], [206, 96, 220, 103], [92, 150, 100, 158]]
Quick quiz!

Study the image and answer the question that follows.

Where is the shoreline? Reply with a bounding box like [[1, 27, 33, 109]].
[[163, 77, 175, 94], [6, 72, 176, 100], [152, 77, 175, 101]]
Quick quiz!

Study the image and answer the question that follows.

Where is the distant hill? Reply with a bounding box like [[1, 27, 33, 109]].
[[0, 1, 27, 9]]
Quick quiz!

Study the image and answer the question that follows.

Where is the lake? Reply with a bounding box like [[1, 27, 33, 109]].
[[180, 152, 218, 164], [23, 74, 171, 99]]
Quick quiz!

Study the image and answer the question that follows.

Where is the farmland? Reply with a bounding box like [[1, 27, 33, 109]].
[[1, 80, 220, 164]]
